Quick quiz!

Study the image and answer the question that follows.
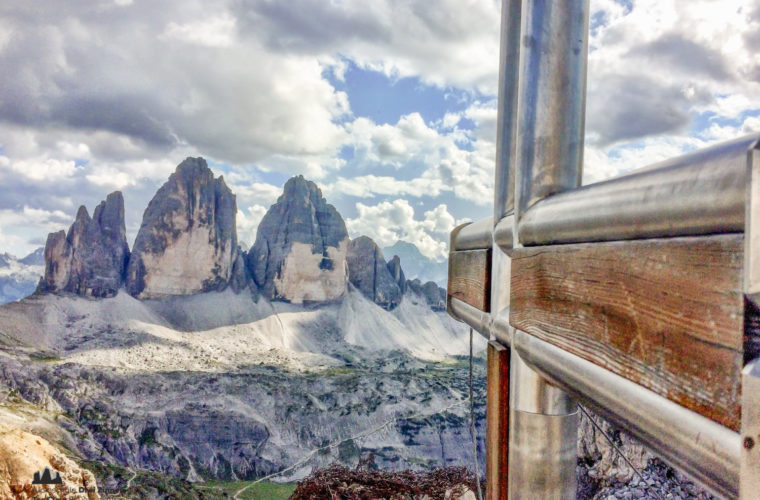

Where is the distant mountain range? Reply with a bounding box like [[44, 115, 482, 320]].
[[382, 240, 448, 287], [0, 248, 43, 305], [0, 157, 484, 488]]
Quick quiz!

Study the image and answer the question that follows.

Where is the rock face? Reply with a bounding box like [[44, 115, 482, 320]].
[[407, 279, 446, 312], [382, 241, 447, 287], [126, 158, 238, 299], [0, 424, 99, 500], [386, 255, 406, 293], [248, 175, 348, 303], [228, 247, 254, 296], [347, 237, 402, 310], [39, 192, 129, 298]]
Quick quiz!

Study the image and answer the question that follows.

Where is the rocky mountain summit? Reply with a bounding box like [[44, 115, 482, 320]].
[[38, 191, 130, 298], [248, 175, 349, 303], [126, 157, 238, 299], [347, 236, 403, 310], [33, 158, 446, 312]]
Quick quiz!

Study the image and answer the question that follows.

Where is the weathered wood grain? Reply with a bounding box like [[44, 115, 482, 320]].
[[486, 340, 509, 500], [448, 249, 491, 312], [510, 234, 745, 430]]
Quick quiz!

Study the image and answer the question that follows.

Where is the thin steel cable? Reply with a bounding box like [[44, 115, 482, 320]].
[[469, 327, 484, 500], [577, 404, 665, 500]]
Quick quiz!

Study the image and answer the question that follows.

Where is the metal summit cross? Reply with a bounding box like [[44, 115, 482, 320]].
[[445, 1, 760, 498]]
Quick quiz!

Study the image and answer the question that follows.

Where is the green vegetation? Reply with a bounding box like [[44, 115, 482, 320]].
[[138, 426, 158, 446], [82, 460, 296, 499], [202, 479, 297, 499]]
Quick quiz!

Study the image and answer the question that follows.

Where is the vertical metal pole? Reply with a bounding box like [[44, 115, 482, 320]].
[[513, 0, 589, 219], [491, 0, 522, 322], [507, 1, 589, 498], [489, 0, 522, 497], [487, 341, 510, 499], [508, 353, 579, 499], [493, 0, 522, 225]]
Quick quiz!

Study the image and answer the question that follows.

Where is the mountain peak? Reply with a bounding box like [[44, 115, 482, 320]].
[[19, 247, 44, 266], [175, 156, 212, 177], [248, 176, 348, 303], [347, 236, 402, 310], [382, 240, 447, 287], [39, 191, 130, 298], [74, 205, 90, 223], [126, 157, 238, 299]]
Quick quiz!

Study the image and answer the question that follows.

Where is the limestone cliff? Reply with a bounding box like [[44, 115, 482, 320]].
[[406, 279, 446, 312], [247, 175, 348, 303], [126, 157, 238, 299], [38, 192, 129, 298], [347, 236, 402, 310]]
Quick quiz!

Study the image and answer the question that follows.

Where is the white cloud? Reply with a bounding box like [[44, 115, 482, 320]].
[[0, 206, 73, 256], [162, 14, 237, 48], [422, 204, 456, 234], [228, 181, 282, 210], [342, 113, 493, 206], [345, 199, 455, 261], [235, 0, 501, 93], [324, 175, 448, 199], [586, 0, 760, 146], [237, 204, 268, 248], [3, 158, 79, 182]]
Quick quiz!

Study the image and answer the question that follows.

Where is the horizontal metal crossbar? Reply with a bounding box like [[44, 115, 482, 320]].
[[449, 297, 741, 498], [515, 134, 760, 247]]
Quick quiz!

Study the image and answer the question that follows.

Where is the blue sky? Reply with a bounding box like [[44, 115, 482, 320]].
[[0, 0, 758, 259]]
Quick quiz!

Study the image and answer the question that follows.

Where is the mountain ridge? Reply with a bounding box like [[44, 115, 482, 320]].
[[31, 157, 447, 314], [0, 248, 45, 305]]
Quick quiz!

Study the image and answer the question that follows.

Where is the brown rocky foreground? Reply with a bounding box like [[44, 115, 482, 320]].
[[0, 424, 99, 500]]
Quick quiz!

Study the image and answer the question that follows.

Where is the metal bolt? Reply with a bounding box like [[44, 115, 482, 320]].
[[744, 436, 755, 450]]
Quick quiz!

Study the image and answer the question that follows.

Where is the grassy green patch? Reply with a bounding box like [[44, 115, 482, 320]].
[[202, 479, 296, 499]]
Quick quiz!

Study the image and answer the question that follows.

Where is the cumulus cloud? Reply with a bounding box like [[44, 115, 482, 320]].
[[0, 206, 74, 255], [586, 0, 760, 147], [237, 204, 268, 248], [162, 14, 237, 48], [338, 112, 494, 206], [324, 175, 448, 199], [0, 1, 350, 167], [345, 199, 456, 261], [234, 0, 501, 93], [1, 0, 759, 256]]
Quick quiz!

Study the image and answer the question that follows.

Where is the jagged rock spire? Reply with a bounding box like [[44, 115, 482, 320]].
[[347, 236, 402, 310], [125, 157, 239, 299], [39, 191, 129, 298], [247, 175, 349, 303]]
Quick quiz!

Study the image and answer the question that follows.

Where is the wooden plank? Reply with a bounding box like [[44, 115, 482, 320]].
[[448, 249, 491, 312], [486, 340, 509, 500], [510, 234, 744, 431]]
